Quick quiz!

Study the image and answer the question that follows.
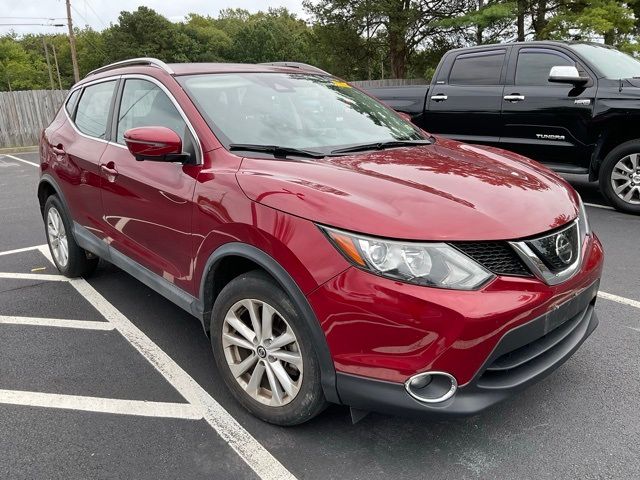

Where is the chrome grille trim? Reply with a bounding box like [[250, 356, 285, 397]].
[[509, 220, 582, 286]]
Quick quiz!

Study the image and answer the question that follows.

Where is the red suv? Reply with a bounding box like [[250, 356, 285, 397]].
[[39, 58, 603, 425]]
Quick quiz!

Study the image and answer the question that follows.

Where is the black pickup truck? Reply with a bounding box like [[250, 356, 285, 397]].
[[368, 41, 640, 214]]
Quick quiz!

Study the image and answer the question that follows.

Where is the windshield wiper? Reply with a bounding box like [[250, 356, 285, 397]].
[[229, 144, 325, 159], [330, 139, 433, 155]]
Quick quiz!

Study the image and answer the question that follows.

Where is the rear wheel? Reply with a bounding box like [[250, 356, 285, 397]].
[[210, 270, 326, 425], [600, 140, 640, 214], [43, 195, 99, 277]]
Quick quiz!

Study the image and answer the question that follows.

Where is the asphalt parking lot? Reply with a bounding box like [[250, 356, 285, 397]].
[[1, 151, 639, 480]]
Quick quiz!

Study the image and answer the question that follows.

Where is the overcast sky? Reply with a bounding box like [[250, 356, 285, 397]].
[[1, 0, 307, 36]]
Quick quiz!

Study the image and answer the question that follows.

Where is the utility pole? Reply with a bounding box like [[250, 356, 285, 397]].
[[51, 43, 63, 90], [66, 0, 80, 83], [42, 37, 56, 90]]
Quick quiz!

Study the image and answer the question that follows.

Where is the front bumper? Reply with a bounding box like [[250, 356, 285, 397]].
[[335, 280, 599, 417]]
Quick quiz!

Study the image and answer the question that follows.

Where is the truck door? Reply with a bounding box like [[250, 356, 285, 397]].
[[500, 46, 596, 172], [422, 48, 506, 146]]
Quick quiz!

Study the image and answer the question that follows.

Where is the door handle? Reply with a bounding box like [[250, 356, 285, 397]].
[[431, 94, 448, 102], [51, 144, 65, 155], [504, 94, 525, 102], [100, 161, 118, 182]]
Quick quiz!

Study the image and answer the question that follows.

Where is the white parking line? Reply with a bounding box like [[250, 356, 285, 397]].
[[584, 202, 615, 211], [35, 245, 296, 480], [0, 389, 202, 419], [1, 153, 39, 168], [597, 291, 640, 310], [0, 272, 68, 281], [0, 316, 114, 330], [0, 244, 47, 257]]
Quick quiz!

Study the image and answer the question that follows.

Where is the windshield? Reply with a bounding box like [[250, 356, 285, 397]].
[[178, 73, 425, 152], [569, 43, 640, 79]]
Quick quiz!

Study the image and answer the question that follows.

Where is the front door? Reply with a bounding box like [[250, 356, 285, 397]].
[[500, 46, 596, 170], [99, 77, 201, 291], [421, 48, 507, 146]]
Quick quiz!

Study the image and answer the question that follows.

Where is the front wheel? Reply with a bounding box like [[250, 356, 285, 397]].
[[599, 140, 640, 214], [210, 270, 326, 425], [43, 195, 99, 277]]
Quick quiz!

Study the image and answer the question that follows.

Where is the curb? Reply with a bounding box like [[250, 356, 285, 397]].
[[0, 146, 38, 154]]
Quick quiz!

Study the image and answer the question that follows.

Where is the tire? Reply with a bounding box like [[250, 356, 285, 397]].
[[43, 195, 99, 277], [599, 140, 640, 214], [210, 270, 327, 426]]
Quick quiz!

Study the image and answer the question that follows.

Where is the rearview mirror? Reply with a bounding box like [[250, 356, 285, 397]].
[[123, 126, 191, 163], [548, 66, 589, 85]]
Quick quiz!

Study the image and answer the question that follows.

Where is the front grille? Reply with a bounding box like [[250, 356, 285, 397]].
[[451, 241, 532, 277], [526, 222, 579, 272]]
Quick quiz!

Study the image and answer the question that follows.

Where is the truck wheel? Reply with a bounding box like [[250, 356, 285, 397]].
[[600, 140, 640, 214], [210, 270, 327, 426], [44, 195, 99, 277]]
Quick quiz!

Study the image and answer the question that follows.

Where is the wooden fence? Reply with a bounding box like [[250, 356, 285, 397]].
[[0, 89, 69, 148], [349, 78, 428, 88]]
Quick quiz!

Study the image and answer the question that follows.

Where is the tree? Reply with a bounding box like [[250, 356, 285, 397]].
[[0, 35, 49, 91], [181, 14, 232, 62], [546, 0, 636, 46], [227, 8, 312, 63], [101, 7, 194, 63], [438, 1, 516, 45], [305, 0, 470, 78]]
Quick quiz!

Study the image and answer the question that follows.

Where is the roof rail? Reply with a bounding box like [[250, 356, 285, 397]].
[[86, 57, 174, 77], [260, 61, 330, 75]]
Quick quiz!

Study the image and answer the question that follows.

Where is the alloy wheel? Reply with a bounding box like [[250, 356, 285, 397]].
[[611, 153, 640, 205], [47, 207, 69, 267], [222, 298, 303, 407]]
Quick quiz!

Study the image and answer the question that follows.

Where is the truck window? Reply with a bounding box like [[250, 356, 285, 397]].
[[516, 49, 573, 86], [449, 51, 505, 85]]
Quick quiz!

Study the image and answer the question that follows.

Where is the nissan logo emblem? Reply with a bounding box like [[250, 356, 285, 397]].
[[555, 233, 573, 265]]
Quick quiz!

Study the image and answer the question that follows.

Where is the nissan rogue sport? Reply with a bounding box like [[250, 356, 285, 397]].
[[38, 58, 603, 425]]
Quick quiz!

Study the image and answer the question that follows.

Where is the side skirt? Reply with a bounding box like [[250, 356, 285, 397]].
[[73, 222, 204, 321]]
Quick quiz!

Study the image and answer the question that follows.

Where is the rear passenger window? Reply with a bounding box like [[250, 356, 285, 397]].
[[449, 51, 505, 85], [116, 79, 197, 159], [74, 81, 117, 139], [65, 89, 81, 117], [516, 50, 574, 85]]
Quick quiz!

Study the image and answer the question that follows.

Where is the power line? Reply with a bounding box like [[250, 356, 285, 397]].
[[0, 23, 66, 27], [0, 16, 66, 20], [84, 0, 108, 28]]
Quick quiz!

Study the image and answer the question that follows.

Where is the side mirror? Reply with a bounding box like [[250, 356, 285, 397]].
[[123, 126, 191, 163], [548, 66, 589, 85]]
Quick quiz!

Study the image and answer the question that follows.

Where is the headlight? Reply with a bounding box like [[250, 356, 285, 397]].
[[577, 196, 590, 239], [321, 227, 494, 290]]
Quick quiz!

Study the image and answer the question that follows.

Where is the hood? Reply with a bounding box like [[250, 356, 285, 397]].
[[236, 137, 579, 241]]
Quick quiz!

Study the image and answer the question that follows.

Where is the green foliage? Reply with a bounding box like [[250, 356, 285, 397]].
[[545, 0, 637, 47], [1, 1, 640, 91]]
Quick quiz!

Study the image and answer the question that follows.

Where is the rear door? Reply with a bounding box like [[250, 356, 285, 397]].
[[46, 79, 118, 241], [500, 46, 596, 170], [99, 76, 201, 292], [422, 48, 507, 145]]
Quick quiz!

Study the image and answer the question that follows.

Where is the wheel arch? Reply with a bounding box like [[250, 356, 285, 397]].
[[38, 174, 70, 218], [590, 121, 640, 181], [199, 242, 340, 404]]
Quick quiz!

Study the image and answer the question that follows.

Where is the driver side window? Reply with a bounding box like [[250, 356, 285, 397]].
[[516, 49, 574, 86], [116, 78, 197, 159]]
